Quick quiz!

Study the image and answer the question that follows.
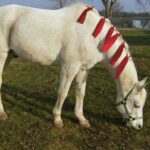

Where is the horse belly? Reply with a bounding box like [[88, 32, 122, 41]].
[[13, 46, 59, 66]]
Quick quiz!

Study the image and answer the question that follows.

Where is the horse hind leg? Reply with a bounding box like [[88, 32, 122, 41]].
[[0, 51, 13, 121]]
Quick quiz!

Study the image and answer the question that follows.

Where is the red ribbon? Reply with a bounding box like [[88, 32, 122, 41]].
[[92, 18, 105, 38], [77, 7, 93, 24], [115, 56, 129, 79], [101, 26, 120, 53], [105, 26, 115, 41], [77, 8, 128, 79], [110, 42, 125, 66], [102, 34, 120, 53]]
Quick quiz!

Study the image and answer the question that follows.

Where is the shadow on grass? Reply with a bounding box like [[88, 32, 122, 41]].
[[2, 84, 124, 127], [2, 84, 56, 122], [98, 114, 124, 127]]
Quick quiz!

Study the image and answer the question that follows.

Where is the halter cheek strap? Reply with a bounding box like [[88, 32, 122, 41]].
[[116, 84, 143, 122]]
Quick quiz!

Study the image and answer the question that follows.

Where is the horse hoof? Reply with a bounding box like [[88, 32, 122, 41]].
[[0, 112, 8, 121], [54, 120, 64, 128], [80, 120, 91, 128]]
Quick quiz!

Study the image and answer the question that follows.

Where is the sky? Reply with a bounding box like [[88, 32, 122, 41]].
[[0, 0, 149, 13]]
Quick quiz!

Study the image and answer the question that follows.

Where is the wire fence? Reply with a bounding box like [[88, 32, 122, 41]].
[[111, 17, 150, 29]]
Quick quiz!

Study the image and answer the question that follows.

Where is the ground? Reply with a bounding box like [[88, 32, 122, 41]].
[[0, 30, 150, 150]]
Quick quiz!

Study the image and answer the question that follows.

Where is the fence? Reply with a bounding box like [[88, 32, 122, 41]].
[[111, 17, 150, 29]]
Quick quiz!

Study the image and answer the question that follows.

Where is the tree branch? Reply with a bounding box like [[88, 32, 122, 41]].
[[59, 0, 64, 8], [102, 0, 108, 5], [136, 0, 150, 8]]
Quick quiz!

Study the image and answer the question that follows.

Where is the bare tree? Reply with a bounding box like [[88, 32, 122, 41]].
[[42, 0, 69, 8], [59, 0, 65, 8], [51, 0, 65, 8], [101, 0, 117, 18], [113, 1, 123, 13], [136, 0, 150, 9]]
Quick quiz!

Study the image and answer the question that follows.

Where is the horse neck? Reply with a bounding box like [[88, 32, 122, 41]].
[[102, 47, 138, 101], [79, 10, 139, 100], [115, 60, 138, 101], [96, 19, 139, 101]]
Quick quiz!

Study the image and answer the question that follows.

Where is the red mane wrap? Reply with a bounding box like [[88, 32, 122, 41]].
[[77, 7, 93, 24], [105, 26, 115, 40], [101, 26, 120, 53], [77, 7, 128, 79], [92, 18, 106, 38], [115, 56, 129, 79], [110, 42, 125, 66]]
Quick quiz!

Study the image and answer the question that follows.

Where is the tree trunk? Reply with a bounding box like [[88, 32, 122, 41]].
[[59, 0, 64, 8], [101, 0, 117, 18]]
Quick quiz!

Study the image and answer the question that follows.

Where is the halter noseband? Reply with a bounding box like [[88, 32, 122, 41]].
[[116, 84, 143, 122]]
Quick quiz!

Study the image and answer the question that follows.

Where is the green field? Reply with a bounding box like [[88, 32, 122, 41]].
[[0, 30, 150, 150], [120, 30, 150, 46]]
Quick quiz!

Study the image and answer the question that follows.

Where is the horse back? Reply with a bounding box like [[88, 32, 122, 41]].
[[0, 3, 102, 67]]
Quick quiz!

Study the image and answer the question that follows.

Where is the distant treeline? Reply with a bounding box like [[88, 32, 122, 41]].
[[99, 10, 150, 18]]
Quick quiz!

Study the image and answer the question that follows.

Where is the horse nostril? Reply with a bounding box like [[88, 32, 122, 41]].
[[138, 125, 142, 129]]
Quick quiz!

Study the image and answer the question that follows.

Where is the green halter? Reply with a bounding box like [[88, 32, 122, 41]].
[[116, 84, 143, 122]]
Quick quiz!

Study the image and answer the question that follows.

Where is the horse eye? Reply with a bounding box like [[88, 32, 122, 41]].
[[134, 103, 140, 108], [133, 101, 140, 108]]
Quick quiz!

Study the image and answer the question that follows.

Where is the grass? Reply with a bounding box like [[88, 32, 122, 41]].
[[120, 30, 150, 46], [0, 30, 150, 150]]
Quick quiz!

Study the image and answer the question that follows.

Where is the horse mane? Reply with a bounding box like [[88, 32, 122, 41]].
[[76, 3, 132, 78]]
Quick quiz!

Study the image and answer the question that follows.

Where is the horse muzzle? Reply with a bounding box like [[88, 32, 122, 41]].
[[126, 120, 143, 130]]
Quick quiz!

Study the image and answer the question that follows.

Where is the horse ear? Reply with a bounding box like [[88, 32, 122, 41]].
[[135, 77, 148, 93]]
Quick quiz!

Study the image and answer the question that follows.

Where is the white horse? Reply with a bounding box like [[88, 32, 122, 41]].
[[0, 3, 147, 130]]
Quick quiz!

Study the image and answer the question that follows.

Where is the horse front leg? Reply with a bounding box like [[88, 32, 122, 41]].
[[53, 63, 80, 128], [75, 69, 90, 128], [0, 52, 9, 121]]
